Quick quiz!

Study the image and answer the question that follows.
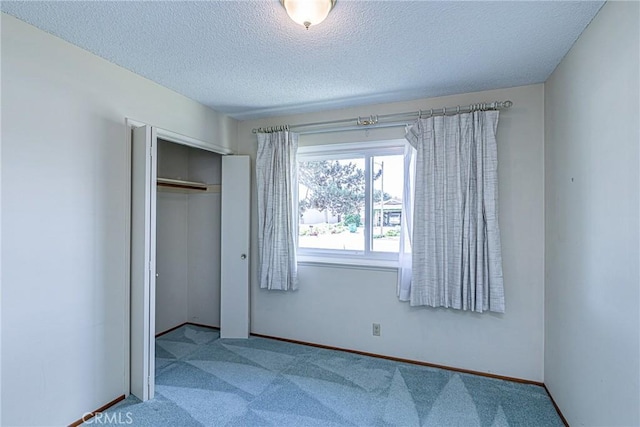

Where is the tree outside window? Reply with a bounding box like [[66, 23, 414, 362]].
[[297, 143, 404, 256]]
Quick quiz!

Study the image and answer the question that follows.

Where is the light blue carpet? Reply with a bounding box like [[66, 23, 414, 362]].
[[97, 325, 563, 426]]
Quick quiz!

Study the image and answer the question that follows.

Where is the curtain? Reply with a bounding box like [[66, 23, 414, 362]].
[[256, 131, 299, 291], [397, 141, 415, 301], [404, 111, 505, 313]]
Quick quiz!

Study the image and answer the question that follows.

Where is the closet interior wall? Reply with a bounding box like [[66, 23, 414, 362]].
[[156, 139, 222, 334]]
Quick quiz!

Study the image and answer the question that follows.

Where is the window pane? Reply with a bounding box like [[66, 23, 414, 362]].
[[299, 158, 365, 251], [371, 154, 403, 252]]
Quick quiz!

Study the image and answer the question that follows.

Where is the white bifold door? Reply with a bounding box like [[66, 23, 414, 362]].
[[220, 156, 251, 338], [130, 124, 250, 401], [130, 125, 157, 401]]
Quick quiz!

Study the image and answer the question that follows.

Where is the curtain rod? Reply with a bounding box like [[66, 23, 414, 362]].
[[252, 100, 513, 135]]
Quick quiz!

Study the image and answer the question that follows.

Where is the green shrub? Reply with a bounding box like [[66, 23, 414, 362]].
[[385, 228, 400, 237], [343, 213, 361, 227]]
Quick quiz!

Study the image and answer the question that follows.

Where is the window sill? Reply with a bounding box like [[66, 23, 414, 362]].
[[297, 255, 398, 272]]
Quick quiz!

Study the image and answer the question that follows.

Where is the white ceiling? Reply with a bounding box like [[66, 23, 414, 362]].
[[2, 1, 604, 120]]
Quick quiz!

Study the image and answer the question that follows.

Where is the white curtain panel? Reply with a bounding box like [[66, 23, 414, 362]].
[[397, 141, 416, 301], [256, 131, 299, 291], [404, 111, 505, 313]]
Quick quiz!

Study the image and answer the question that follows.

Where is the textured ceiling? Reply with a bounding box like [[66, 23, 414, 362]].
[[2, 1, 604, 120]]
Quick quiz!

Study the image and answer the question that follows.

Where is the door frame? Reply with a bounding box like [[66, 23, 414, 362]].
[[124, 118, 233, 399]]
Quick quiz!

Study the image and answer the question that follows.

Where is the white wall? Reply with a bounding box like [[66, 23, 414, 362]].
[[156, 141, 190, 334], [0, 14, 236, 426], [0, 30, 3, 427], [238, 84, 545, 381], [156, 192, 189, 332], [544, 2, 640, 426], [186, 151, 222, 328]]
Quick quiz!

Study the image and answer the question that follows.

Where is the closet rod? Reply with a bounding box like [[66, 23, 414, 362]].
[[158, 182, 206, 191], [252, 100, 513, 135], [157, 178, 208, 191]]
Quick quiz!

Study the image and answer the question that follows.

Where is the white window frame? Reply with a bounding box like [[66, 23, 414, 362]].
[[297, 139, 405, 266]]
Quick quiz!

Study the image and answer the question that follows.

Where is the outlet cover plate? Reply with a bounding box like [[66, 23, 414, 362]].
[[373, 323, 381, 336]]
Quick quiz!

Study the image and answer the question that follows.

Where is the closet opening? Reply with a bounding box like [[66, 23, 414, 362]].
[[155, 139, 222, 336], [129, 122, 250, 402]]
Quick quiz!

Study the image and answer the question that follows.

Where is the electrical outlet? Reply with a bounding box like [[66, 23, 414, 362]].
[[372, 323, 381, 336]]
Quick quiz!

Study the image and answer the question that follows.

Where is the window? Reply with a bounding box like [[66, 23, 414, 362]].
[[297, 140, 405, 261]]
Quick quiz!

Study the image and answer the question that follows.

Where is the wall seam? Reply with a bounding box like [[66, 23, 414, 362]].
[[541, 84, 546, 384]]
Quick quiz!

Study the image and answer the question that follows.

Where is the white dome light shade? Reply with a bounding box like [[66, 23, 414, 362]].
[[281, 0, 336, 29]]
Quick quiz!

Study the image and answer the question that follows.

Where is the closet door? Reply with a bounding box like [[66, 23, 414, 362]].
[[220, 155, 251, 338], [130, 125, 157, 401]]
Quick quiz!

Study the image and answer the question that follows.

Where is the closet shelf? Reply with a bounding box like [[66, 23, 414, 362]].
[[157, 177, 220, 194]]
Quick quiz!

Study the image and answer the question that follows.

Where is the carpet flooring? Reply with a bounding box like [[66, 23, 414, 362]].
[[97, 324, 563, 426]]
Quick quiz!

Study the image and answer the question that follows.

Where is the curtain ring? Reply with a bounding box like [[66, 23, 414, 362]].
[[429, 108, 433, 117], [456, 105, 460, 114], [418, 109, 422, 119]]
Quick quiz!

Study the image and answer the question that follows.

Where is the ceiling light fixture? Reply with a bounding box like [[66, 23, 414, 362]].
[[280, 0, 336, 30]]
